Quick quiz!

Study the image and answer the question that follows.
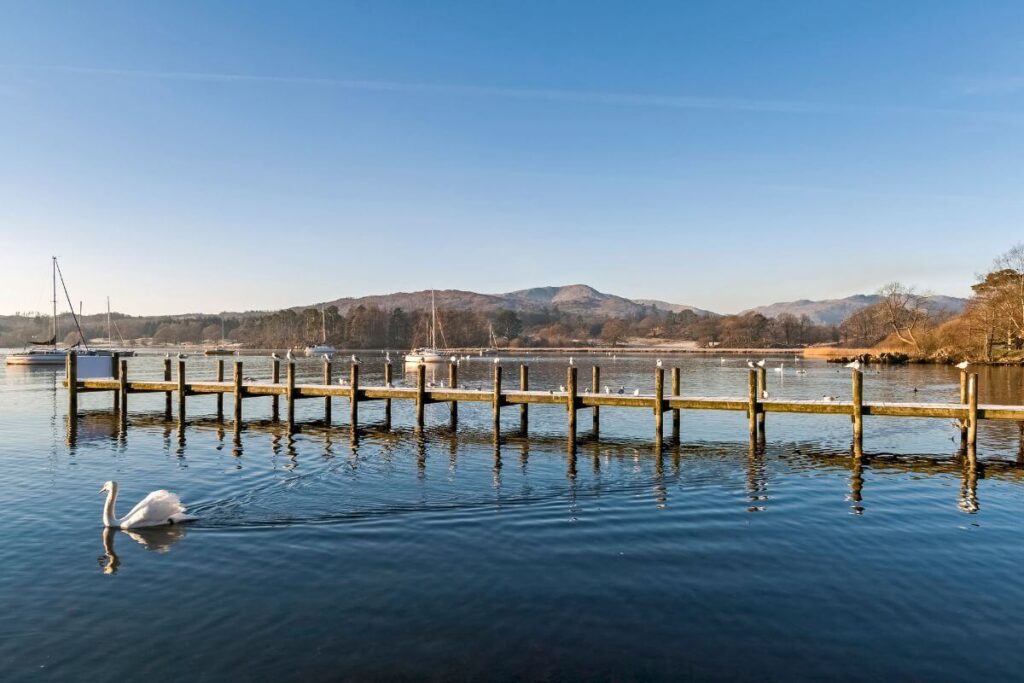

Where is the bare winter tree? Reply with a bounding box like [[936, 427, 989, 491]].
[[878, 282, 929, 351]]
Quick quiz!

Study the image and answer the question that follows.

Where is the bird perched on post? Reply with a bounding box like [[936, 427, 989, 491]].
[[351, 354, 360, 364], [271, 352, 279, 361], [165, 352, 170, 359], [493, 357, 500, 365], [756, 359, 766, 368], [285, 350, 294, 362], [604, 385, 611, 394], [177, 352, 187, 360], [323, 354, 332, 364], [845, 359, 862, 370], [633, 388, 640, 396], [568, 356, 575, 366], [747, 360, 756, 369], [656, 358, 663, 368], [956, 360, 970, 370]]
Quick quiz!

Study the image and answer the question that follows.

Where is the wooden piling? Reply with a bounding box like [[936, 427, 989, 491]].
[[520, 364, 528, 434], [415, 363, 426, 432], [286, 361, 295, 431], [163, 356, 172, 419], [567, 366, 577, 449], [492, 364, 502, 436], [654, 367, 664, 443], [323, 358, 332, 425], [671, 367, 680, 444], [111, 352, 121, 412], [271, 357, 280, 422], [350, 362, 360, 431], [216, 359, 225, 421], [448, 360, 457, 429], [66, 352, 78, 423], [384, 361, 393, 429], [233, 360, 243, 427], [967, 373, 978, 447], [959, 370, 968, 448], [852, 369, 863, 444], [747, 369, 757, 438], [756, 365, 766, 435], [592, 365, 600, 436], [177, 358, 186, 421], [118, 359, 128, 417]]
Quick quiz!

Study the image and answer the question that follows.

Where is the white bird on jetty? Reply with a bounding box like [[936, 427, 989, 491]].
[[271, 352, 280, 360], [756, 359, 766, 368], [633, 388, 640, 396], [559, 385, 566, 392], [845, 360, 862, 370], [822, 395, 837, 402], [100, 481, 194, 530], [956, 360, 970, 370], [656, 358, 663, 368], [604, 385, 611, 394], [762, 389, 769, 399], [285, 350, 294, 361], [493, 357, 500, 365], [351, 354, 360, 364], [569, 356, 575, 366], [177, 353, 187, 360], [747, 360, 756, 369], [323, 354, 332, 363], [385, 351, 391, 362], [165, 352, 170, 359]]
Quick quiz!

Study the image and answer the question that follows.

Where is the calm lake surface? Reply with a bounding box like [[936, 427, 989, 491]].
[[1, 351, 1022, 681]]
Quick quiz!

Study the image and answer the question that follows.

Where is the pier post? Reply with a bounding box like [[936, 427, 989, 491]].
[[967, 373, 978, 447], [286, 361, 295, 432], [567, 366, 577, 450], [448, 360, 458, 430], [233, 360, 243, 427], [492, 364, 502, 438], [671, 367, 680, 444], [66, 352, 78, 423], [756, 365, 766, 437], [959, 370, 968, 449], [852, 369, 863, 445], [118, 359, 128, 418], [111, 352, 121, 413], [323, 357, 332, 425], [163, 356, 172, 419], [747, 369, 757, 438], [654, 367, 664, 444], [350, 362, 360, 431], [271, 357, 280, 422], [415, 363, 426, 432], [216, 359, 225, 421], [177, 358, 186, 422], [384, 361, 393, 429], [520, 364, 528, 434], [592, 366, 600, 437]]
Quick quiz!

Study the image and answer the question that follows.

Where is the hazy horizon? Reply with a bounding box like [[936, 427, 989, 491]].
[[3, 2, 1022, 315]]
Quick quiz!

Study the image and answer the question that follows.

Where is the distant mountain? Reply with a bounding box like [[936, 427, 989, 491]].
[[742, 294, 967, 326], [633, 299, 719, 317], [313, 284, 712, 319]]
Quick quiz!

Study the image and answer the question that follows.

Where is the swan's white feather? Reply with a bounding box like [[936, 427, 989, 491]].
[[118, 490, 189, 529]]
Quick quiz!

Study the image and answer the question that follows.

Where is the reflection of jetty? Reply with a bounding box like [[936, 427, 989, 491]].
[[65, 353, 1024, 452]]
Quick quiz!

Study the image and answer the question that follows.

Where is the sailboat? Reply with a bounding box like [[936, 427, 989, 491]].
[[404, 290, 447, 364], [304, 306, 336, 357], [6, 258, 74, 365], [205, 317, 236, 356]]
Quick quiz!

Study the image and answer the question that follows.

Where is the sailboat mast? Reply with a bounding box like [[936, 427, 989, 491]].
[[321, 306, 327, 344], [430, 290, 437, 348], [107, 297, 112, 344], [51, 256, 57, 350]]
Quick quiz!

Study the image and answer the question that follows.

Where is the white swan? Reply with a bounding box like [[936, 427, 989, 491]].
[[100, 481, 195, 529]]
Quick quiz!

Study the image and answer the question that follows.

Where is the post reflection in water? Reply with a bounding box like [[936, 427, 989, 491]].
[[746, 435, 767, 512], [960, 447, 980, 513], [849, 445, 865, 515], [653, 448, 667, 509]]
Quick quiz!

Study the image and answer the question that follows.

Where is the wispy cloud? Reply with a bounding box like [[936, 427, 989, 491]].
[[3, 64, 1020, 123]]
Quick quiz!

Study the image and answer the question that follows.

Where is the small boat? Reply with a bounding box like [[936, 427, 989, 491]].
[[204, 348, 236, 356], [404, 290, 447, 364], [305, 306, 336, 357], [6, 257, 73, 366]]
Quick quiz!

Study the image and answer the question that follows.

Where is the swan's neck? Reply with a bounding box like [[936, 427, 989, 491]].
[[102, 488, 119, 527]]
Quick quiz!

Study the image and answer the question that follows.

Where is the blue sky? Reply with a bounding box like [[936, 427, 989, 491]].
[[1, 1, 1022, 316]]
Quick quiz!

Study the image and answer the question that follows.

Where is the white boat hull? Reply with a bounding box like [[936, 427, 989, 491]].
[[305, 345, 337, 357], [5, 350, 68, 366], [404, 349, 448, 364]]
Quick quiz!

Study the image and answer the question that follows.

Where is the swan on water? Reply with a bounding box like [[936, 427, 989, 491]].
[[100, 481, 194, 529]]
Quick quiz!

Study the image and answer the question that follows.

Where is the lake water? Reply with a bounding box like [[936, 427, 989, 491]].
[[1, 352, 1022, 681]]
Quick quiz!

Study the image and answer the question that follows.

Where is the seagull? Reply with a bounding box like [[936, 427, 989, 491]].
[[747, 360, 756, 369], [493, 357, 500, 365], [822, 395, 837, 402], [450, 355, 458, 364], [604, 385, 611, 394], [845, 360, 862, 370], [351, 354, 360, 364], [762, 390, 769, 399], [559, 385, 566, 392], [617, 386, 625, 394], [569, 356, 575, 366], [177, 352, 187, 360], [720, 358, 726, 365], [271, 352, 280, 361], [656, 358, 663, 368], [323, 354, 332, 363], [439, 380, 445, 388], [756, 359, 766, 368], [164, 352, 170, 359], [285, 350, 294, 361], [632, 388, 640, 396], [955, 360, 970, 370], [385, 351, 391, 362]]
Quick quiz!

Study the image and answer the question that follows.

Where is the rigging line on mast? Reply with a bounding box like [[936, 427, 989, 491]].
[[53, 258, 90, 351]]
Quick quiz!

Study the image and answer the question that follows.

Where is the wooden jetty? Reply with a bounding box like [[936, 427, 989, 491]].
[[64, 353, 1024, 451]]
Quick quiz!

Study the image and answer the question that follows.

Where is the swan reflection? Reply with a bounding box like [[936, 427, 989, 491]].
[[98, 524, 189, 575]]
